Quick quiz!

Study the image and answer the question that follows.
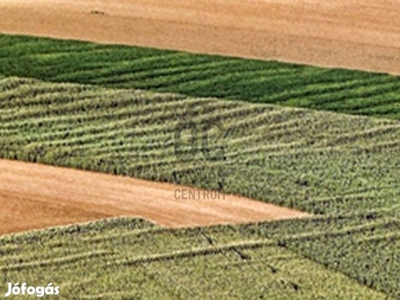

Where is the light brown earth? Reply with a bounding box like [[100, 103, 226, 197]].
[[1, 0, 400, 75], [3, 0, 390, 234], [0, 159, 309, 235]]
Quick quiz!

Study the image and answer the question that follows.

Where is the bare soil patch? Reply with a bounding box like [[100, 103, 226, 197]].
[[0, 0, 400, 75], [0, 159, 308, 235]]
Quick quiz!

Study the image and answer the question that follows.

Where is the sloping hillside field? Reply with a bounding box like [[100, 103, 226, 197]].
[[1, 35, 400, 119], [0, 34, 399, 298], [0, 75, 399, 216], [0, 75, 399, 298], [0, 158, 308, 235], [0, 218, 396, 299], [1, 0, 400, 75]]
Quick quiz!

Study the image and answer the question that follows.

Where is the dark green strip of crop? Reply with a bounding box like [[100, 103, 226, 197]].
[[1, 34, 400, 119]]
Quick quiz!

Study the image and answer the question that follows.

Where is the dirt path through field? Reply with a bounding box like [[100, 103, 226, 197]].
[[0, 159, 308, 235], [1, 0, 400, 75]]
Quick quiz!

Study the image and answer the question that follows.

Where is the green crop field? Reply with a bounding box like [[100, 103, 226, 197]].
[[1, 34, 400, 119], [0, 75, 399, 298], [0, 217, 396, 299], [1, 76, 399, 216], [0, 34, 399, 299]]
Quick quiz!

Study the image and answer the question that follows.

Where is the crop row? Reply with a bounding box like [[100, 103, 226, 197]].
[[1, 34, 400, 119], [243, 212, 400, 298], [0, 217, 391, 299], [0, 76, 399, 216]]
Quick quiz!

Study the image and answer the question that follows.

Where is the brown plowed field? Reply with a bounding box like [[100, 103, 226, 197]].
[[1, 0, 400, 74], [0, 159, 309, 235], [4, 0, 390, 234]]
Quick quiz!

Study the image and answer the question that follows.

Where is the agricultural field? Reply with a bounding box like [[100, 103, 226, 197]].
[[1, 35, 400, 119], [1, 0, 400, 76], [0, 74, 400, 216], [0, 22, 399, 300], [0, 217, 396, 299], [0, 158, 309, 235], [0, 67, 399, 298]]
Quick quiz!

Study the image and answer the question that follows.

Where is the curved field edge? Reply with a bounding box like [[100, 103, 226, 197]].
[[0, 217, 395, 299], [0, 75, 399, 217], [1, 34, 400, 120], [1, 76, 399, 298], [0, 158, 309, 234], [0, 78, 400, 214]]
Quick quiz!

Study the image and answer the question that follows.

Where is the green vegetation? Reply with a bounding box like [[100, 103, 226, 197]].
[[0, 218, 393, 299], [1, 76, 399, 217], [1, 34, 400, 119], [247, 211, 400, 299], [1, 34, 399, 299], [1, 76, 399, 298]]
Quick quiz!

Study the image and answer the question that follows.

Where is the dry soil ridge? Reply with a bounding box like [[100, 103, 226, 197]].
[[1, 0, 400, 75], [0, 159, 309, 235]]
